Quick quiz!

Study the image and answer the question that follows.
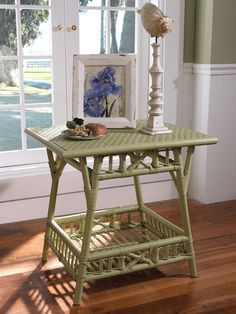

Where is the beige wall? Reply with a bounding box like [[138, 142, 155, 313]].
[[211, 0, 236, 63], [183, 0, 196, 63], [184, 0, 196, 63], [184, 0, 236, 64]]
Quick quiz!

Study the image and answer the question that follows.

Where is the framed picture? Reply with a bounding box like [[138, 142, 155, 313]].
[[72, 54, 136, 128]]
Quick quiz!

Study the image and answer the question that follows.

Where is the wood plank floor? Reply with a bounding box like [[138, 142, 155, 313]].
[[1, 199, 236, 314]]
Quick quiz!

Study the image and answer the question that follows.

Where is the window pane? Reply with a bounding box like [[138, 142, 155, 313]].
[[21, 9, 51, 56], [110, 0, 135, 8], [26, 106, 52, 148], [123, 0, 135, 8], [0, 60, 20, 105], [24, 59, 52, 104], [79, 0, 104, 7], [0, 109, 22, 151], [0, 9, 17, 56], [79, 0, 136, 7], [110, 0, 135, 7], [0, 0, 15, 3], [79, 10, 106, 54], [20, 0, 49, 5], [110, 10, 135, 53]]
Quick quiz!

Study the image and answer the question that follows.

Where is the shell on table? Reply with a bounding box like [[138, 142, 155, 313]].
[[137, 3, 173, 38]]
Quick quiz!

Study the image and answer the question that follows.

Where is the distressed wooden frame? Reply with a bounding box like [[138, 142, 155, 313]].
[[72, 54, 136, 128]]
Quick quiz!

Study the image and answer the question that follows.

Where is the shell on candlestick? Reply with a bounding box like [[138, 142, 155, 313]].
[[137, 3, 173, 38], [138, 3, 173, 135]]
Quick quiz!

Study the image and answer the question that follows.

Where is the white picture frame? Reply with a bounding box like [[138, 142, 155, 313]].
[[72, 54, 136, 128]]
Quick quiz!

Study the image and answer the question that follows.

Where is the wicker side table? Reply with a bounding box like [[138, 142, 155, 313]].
[[25, 120, 217, 305]]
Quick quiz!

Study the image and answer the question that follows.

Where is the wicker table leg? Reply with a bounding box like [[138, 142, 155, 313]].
[[133, 175, 146, 222], [42, 150, 66, 263], [173, 147, 197, 277], [73, 156, 102, 305]]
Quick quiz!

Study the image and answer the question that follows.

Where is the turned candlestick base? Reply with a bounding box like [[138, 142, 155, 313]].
[[141, 125, 172, 135], [141, 114, 172, 135]]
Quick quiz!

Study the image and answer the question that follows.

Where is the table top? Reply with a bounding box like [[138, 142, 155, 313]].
[[25, 120, 217, 159]]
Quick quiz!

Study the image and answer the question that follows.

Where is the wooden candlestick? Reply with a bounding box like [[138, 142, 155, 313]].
[[141, 42, 172, 135]]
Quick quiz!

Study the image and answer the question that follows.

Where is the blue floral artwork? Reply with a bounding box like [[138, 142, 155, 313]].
[[84, 66, 123, 118]]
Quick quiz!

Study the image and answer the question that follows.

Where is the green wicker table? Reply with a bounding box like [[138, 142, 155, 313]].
[[25, 120, 217, 305]]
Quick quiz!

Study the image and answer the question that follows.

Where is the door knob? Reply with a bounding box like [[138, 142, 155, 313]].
[[67, 25, 77, 32]]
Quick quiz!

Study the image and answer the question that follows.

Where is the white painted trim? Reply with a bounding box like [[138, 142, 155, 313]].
[[0, 163, 50, 179], [191, 63, 236, 76], [183, 63, 236, 76]]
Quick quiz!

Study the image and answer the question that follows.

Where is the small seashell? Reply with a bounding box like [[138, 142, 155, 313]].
[[138, 3, 173, 38]]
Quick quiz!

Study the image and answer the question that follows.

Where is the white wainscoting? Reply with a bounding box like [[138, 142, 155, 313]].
[[0, 164, 176, 224], [184, 63, 236, 203]]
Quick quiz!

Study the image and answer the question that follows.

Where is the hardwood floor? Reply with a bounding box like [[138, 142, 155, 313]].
[[1, 199, 236, 314]]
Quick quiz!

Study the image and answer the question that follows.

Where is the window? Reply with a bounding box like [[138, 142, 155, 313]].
[[0, 0, 149, 168], [78, 0, 136, 54], [0, 0, 57, 166]]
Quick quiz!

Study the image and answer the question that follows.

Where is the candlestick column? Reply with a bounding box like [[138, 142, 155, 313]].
[[141, 42, 172, 135]]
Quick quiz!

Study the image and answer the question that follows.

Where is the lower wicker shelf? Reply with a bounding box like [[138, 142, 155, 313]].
[[47, 205, 192, 281]]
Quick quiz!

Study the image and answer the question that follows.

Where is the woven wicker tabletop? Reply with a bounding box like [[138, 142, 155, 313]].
[[25, 120, 217, 158]]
